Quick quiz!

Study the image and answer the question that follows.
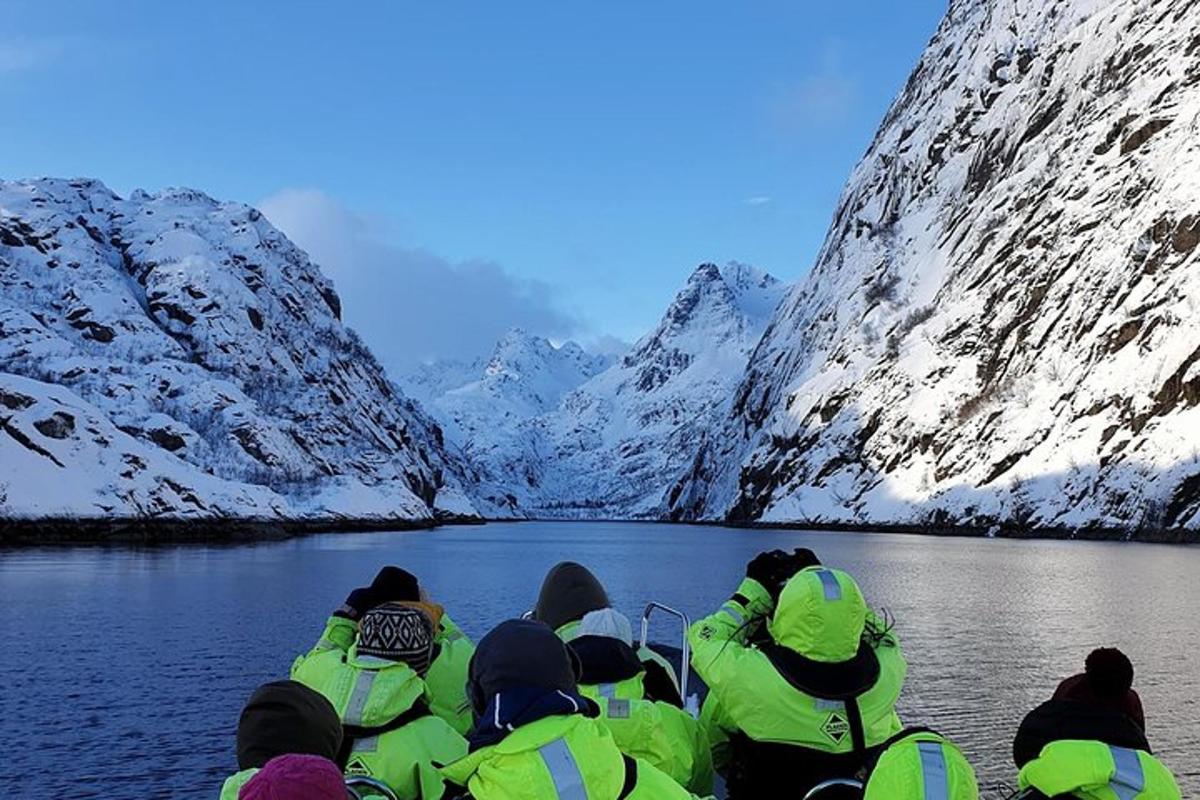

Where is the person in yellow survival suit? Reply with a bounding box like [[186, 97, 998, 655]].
[[302, 566, 476, 734], [440, 619, 709, 800], [689, 548, 906, 798], [1012, 648, 1181, 799]]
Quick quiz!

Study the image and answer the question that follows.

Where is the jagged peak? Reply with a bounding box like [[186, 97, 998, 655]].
[[650, 261, 784, 339], [688, 262, 725, 283], [0, 177, 122, 208]]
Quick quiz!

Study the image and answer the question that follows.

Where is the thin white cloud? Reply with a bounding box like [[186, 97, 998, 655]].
[[581, 333, 631, 358], [0, 38, 64, 74], [743, 196, 773, 206], [768, 43, 859, 132], [258, 188, 584, 375]]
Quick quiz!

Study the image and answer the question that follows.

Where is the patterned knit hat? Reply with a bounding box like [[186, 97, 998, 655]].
[[356, 603, 435, 674]]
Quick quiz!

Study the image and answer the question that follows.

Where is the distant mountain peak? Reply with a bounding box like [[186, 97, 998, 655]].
[[626, 261, 784, 376], [407, 260, 789, 519]]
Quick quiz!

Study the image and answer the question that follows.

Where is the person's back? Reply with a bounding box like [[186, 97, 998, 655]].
[[689, 549, 906, 797], [862, 729, 978, 800], [441, 619, 703, 800], [570, 609, 713, 794], [533, 561, 683, 701], [305, 566, 476, 734], [218, 680, 344, 800], [1018, 740, 1180, 799], [1011, 648, 1180, 800], [293, 603, 467, 800]]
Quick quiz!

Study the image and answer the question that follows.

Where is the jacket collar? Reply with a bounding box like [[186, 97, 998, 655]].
[[467, 685, 598, 752]]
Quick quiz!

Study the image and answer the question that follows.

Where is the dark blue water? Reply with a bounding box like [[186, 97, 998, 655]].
[[1, 522, 1197, 798]]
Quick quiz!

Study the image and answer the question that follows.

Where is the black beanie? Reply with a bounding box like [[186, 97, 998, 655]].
[[534, 562, 609, 631], [468, 619, 581, 714], [370, 566, 420, 603], [1086, 647, 1135, 698], [236, 680, 343, 770]]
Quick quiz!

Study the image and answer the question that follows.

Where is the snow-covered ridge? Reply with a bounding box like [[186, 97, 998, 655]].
[[0, 178, 478, 522], [668, 0, 1200, 534], [409, 328, 614, 445], [407, 262, 788, 519]]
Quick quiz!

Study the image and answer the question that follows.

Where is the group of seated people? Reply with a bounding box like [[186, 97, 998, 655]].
[[219, 549, 1183, 799]]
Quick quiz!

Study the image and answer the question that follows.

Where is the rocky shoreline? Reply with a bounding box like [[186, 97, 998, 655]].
[[0, 514, 484, 547], [3, 513, 1192, 548]]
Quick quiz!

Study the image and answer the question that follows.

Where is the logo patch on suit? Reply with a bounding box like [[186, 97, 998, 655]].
[[821, 711, 849, 744], [346, 757, 373, 776], [608, 698, 631, 719]]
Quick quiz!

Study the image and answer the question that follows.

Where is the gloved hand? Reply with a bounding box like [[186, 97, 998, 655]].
[[370, 566, 421, 603], [333, 586, 378, 621], [746, 550, 793, 600]]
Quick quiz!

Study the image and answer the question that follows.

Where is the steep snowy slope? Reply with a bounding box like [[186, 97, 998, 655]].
[[0, 178, 477, 522], [670, 0, 1200, 534], [505, 262, 787, 517]]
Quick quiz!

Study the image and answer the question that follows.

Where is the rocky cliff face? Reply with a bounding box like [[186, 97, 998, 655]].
[[0, 178, 477, 522], [670, 0, 1200, 533]]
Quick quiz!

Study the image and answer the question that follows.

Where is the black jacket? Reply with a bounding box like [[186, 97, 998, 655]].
[[1012, 699, 1150, 769]]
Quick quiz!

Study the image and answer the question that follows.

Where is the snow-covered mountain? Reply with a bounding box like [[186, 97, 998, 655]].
[[529, 262, 786, 518], [406, 329, 613, 445], [409, 262, 787, 518], [0, 178, 479, 524], [668, 0, 1200, 535]]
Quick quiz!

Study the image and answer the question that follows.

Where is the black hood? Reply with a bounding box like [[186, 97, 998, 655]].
[[570, 635, 644, 685], [236, 680, 343, 770], [468, 619, 581, 715], [534, 562, 609, 631]]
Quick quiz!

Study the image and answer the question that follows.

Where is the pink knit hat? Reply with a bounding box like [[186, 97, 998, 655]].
[[239, 754, 345, 800]]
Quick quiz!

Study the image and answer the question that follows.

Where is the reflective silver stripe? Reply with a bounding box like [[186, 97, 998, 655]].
[[720, 602, 745, 625], [815, 699, 844, 711], [538, 738, 587, 799], [1109, 746, 1145, 800], [597, 683, 617, 699], [343, 670, 377, 726], [815, 569, 842, 601], [353, 735, 380, 754], [918, 741, 949, 800]]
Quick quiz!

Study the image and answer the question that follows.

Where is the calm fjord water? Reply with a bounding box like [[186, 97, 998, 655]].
[[1, 521, 1196, 798]]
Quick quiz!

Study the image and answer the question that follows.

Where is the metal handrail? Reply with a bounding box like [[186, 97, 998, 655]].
[[801, 778, 864, 799], [345, 775, 399, 800], [639, 602, 691, 707]]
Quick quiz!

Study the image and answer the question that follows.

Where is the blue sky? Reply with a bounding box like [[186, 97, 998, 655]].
[[1, 1, 946, 370]]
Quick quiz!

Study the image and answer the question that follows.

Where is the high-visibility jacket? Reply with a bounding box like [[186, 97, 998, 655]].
[[1019, 740, 1181, 799], [440, 714, 703, 800], [578, 672, 713, 794], [292, 643, 467, 799], [308, 612, 475, 734], [689, 571, 905, 794], [218, 768, 256, 799], [863, 730, 979, 799]]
